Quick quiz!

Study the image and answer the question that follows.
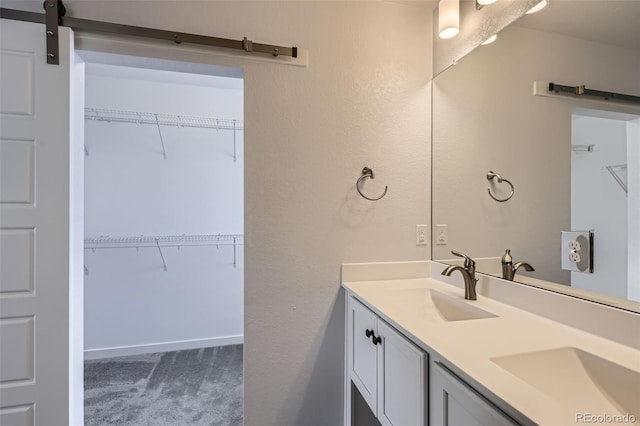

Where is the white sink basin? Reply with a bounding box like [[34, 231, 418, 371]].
[[428, 289, 498, 322], [492, 347, 640, 420]]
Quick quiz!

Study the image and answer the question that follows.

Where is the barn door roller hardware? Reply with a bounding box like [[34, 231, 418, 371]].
[[1, 1, 299, 65], [548, 82, 640, 105], [44, 0, 65, 64]]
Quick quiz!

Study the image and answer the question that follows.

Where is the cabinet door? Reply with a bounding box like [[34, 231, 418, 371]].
[[377, 320, 427, 426], [349, 297, 379, 414], [430, 362, 519, 426]]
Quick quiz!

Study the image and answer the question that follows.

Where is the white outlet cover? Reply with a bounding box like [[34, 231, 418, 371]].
[[436, 224, 447, 245], [416, 224, 428, 246], [561, 231, 592, 272]]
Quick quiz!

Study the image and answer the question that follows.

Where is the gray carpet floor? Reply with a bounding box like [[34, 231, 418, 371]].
[[84, 345, 243, 426]]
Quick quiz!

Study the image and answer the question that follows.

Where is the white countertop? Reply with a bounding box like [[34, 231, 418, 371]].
[[342, 262, 640, 426]]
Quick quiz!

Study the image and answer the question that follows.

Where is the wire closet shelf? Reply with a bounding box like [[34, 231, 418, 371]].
[[84, 234, 244, 249], [84, 234, 244, 272], [84, 108, 244, 131]]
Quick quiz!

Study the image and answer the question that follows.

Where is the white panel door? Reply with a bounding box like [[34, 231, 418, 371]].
[[0, 18, 74, 426]]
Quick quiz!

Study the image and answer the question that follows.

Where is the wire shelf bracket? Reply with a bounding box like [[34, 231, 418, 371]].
[[154, 113, 168, 160], [602, 164, 628, 194], [233, 120, 237, 162]]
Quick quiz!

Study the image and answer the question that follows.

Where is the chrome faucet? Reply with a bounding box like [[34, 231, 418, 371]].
[[501, 249, 535, 281], [441, 250, 478, 300]]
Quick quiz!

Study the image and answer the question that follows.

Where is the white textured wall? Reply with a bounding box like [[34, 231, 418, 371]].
[[571, 116, 627, 298], [1, 1, 433, 424], [433, 25, 640, 286], [83, 70, 244, 354]]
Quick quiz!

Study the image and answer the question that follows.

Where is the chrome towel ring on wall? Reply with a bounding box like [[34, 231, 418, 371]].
[[356, 167, 388, 201], [486, 171, 514, 202]]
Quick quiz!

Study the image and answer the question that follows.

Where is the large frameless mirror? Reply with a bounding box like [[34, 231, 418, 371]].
[[432, 0, 640, 312]]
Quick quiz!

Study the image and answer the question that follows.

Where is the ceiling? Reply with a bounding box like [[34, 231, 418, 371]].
[[514, 0, 640, 51]]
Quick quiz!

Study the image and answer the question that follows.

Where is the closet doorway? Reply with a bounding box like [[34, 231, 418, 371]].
[[80, 55, 244, 426]]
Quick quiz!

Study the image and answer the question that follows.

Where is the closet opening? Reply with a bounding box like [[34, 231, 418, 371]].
[[79, 52, 244, 426], [571, 108, 640, 300]]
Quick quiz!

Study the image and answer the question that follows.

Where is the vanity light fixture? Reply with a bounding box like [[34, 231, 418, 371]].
[[438, 0, 460, 39], [526, 0, 548, 14], [481, 34, 498, 45]]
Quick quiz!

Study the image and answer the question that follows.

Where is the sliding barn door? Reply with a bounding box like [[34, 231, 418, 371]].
[[0, 18, 74, 425]]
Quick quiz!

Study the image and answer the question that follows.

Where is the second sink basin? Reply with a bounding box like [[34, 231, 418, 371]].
[[428, 289, 498, 322], [492, 347, 640, 420]]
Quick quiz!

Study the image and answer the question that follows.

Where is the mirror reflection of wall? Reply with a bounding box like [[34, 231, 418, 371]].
[[432, 2, 640, 309]]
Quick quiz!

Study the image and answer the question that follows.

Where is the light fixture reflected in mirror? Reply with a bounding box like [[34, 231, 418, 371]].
[[526, 0, 548, 14], [438, 0, 460, 39], [476, 0, 497, 10], [481, 34, 498, 45]]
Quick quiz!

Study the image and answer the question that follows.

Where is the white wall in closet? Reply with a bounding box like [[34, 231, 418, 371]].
[[84, 64, 244, 358]]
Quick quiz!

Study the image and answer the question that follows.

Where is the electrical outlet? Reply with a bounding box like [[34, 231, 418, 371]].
[[436, 224, 447, 245], [416, 225, 428, 246], [561, 230, 594, 273]]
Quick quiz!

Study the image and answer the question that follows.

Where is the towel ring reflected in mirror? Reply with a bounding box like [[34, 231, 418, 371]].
[[486, 171, 514, 202], [356, 167, 388, 201]]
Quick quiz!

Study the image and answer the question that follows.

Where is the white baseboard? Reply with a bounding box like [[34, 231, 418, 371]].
[[84, 335, 243, 360]]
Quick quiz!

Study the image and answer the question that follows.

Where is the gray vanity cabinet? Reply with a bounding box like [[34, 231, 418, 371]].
[[347, 296, 427, 426], [430, 361, 518, 426], [346, 294, 523, 426]]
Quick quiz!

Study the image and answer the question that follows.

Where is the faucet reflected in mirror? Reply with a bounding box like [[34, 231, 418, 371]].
[[441, 251, 478, 300], [501, 249, 535, 281]]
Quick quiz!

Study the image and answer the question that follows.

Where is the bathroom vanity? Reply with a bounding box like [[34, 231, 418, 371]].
[[342, 261, 640, 426]]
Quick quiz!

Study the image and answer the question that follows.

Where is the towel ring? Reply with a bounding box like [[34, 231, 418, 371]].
[[486, 171, 514, 202], [356, 167, 388, 201]]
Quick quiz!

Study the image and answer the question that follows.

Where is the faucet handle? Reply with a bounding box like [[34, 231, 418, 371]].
[[451, 250, 476, 269]]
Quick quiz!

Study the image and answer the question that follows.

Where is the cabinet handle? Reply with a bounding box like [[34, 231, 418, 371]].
[[364, 329, 381, 345]]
